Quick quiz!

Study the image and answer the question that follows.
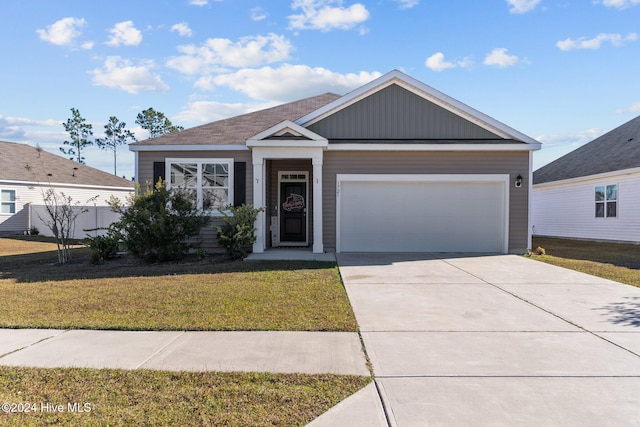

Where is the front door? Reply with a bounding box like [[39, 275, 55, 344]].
[[279, 174, 308, 245]]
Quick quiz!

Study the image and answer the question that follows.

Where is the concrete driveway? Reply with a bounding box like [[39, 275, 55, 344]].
[[336, 253, 640, 426]]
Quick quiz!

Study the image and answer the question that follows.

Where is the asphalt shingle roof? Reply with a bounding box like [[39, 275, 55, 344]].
[[131, 93, 341, 147], [533, 115, 640, 185], [0, 141, 134, 187]]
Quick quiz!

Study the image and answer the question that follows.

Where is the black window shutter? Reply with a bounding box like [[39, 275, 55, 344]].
[[153, 162, 165, 185], [234, 162, 246, 207]]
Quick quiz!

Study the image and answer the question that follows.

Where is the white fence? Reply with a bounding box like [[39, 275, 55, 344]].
[[29, 204, 122, 239]]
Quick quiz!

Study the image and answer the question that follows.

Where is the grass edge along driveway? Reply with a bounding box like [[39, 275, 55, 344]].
[[529, 236, 640, 288]]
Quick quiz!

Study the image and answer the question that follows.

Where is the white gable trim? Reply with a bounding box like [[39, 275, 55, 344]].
[[296, 70, 540, 146], [247, 120, 328, 148]]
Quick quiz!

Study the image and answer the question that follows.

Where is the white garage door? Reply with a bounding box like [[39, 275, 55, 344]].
[[337, 174, 509, 253]]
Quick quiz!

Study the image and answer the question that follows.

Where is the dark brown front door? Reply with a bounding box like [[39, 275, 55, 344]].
[[280, 181, 307, 243]]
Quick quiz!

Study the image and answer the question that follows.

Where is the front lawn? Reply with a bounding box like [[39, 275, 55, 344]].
[[530, 236, 640, 288], [0, 237, 358, 331], [0, 367, 370, 426]]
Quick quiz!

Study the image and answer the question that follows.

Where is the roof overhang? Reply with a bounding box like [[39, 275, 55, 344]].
[[129, 144, 249, 152], [327, 142, 541, 151], [533, 167, 640, 189], [0, 179, 134, 191]]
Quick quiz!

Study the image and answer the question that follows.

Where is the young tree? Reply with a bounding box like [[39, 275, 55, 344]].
[[37, 189, 97, 264], [96, 116, 137, 175], [135, 107, 183, 138], [61, 107, 93, 164]]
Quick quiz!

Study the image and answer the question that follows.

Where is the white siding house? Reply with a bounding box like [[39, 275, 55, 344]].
[[0, 141, 134, 238], [532, 115, 640, 243]]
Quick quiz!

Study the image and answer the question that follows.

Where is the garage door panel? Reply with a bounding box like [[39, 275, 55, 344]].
[[339, 178, 506, 253]]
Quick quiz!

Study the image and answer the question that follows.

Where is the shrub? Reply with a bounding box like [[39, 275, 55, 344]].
[[28, 226, 39, 236], [215, 204, 264, 260], [109, 181, 209, 262], [85, 231, 120, 264]]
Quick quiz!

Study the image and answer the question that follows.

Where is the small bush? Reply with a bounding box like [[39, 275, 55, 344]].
[[532, 246, 546, 255], [109, 181, 209, 262], [216, 204, 264, 260], [28, 226, 39, 236], [85, 232, 120, 264]]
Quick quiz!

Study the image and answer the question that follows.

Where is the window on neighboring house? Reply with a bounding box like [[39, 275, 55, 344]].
[[166, 159, 233, 213], [595, 184, 617, 218], [1, 190, 16, 214]]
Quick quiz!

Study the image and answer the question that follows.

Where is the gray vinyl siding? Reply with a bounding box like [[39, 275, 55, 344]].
[[322, 151, 530, 253], [308, 84, 500, 140], [137, 150, 253, 252]]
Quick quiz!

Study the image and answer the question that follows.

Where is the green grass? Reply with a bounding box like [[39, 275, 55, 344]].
[[0, 237, 358, 331], [0, 367, 371, 426], [530, 236, 640, 288]]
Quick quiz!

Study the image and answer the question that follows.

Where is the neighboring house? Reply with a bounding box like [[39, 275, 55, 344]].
[[130, 70, 541, 254], [0, 141, 134, 238], [532, 115, 640, 243]]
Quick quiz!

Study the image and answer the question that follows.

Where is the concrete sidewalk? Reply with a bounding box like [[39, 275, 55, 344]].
[[0, 329, 368, 375]]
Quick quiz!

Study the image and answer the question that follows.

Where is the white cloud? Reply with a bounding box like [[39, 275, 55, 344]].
[[208, 64, 381, 102], [483, 48, 522, 67], [425, 52, 473, 72], [189, 0, 209, 5], [171, 22, 193, 37], [106, 21, 142, 46], [615, 102, 640, 113], [166, 33, 293, 75], [36, 17, 87, 46], [251, 7, 268, 21], [506, 0, 541, 14], [90, 56, 169, 94], [0, 115, 65, 143], [556, 32, 637, 50], [396, 0, 419, 8], [288, 0, 370, 31], [174, 100, 277, 123], [601, 0, 640, 8], [536, 128, 604, 148], [81, 41, 95, 50]]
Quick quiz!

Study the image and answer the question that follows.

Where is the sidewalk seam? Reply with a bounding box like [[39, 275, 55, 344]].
[[0, 329, 68, 359], [135, 331, 186, 369]]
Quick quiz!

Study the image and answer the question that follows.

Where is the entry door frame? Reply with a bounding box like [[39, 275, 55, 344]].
[[278, 171, 309, 246]]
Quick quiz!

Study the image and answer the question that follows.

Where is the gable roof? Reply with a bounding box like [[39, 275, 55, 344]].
[[0, 141, 134, 188], [297, 70, 540, 146], [130, 93, 340, 148], [534, 115, 640, 185]]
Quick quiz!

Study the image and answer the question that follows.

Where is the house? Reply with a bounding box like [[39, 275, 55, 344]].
[[129, 70, 541, 254], [0, 141, 134, 238], [532, 115, 640, 243]]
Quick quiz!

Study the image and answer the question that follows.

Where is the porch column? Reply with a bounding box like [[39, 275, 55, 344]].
[[252, 159, 265, 253], [312, 157, 324, 253]]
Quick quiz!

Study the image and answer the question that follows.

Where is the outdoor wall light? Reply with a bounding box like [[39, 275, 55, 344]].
[[515, 174, 523, 188], [72, 167, 78, 177]]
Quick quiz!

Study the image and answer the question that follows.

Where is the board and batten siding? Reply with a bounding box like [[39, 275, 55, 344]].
[[308, 84, 500, 140], [532, 171, 640, 243], [137, 150, 253, 252], [322, 150, 530, 253]]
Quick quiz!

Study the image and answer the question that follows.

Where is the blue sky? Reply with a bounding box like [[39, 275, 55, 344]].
[[1, 0, 639, 180]]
